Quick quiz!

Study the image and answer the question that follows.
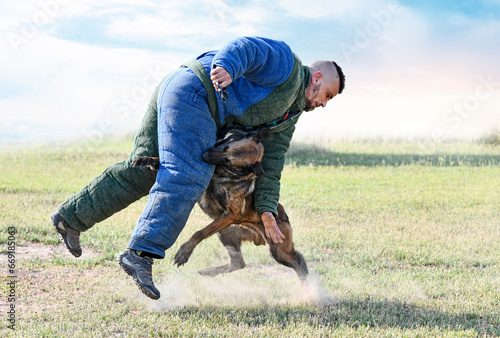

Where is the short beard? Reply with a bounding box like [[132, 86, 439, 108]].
[[304, 83, 321, 111], [304, 101, 315, 112]]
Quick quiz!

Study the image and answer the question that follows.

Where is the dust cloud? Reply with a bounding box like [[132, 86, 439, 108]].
[[142, 268, 338, 311]]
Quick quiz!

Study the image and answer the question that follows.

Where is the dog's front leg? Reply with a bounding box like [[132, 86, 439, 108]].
[[174, 212, 237, 267]]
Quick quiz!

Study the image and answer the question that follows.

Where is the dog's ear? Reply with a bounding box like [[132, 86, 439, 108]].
[[254, 127, 272, 143], [250, 161, 265, 176]]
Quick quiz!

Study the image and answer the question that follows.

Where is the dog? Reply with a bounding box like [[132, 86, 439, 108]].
[[132, 128, 308, 284]]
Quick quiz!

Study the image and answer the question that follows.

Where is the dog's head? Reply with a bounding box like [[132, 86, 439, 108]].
[[203, 128, 272, 177]]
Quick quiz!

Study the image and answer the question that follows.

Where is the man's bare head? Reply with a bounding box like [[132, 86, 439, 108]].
[[305, 61, 345, 111]]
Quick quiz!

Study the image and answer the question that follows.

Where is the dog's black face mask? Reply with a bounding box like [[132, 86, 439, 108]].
[[202, 128, 271, 177]]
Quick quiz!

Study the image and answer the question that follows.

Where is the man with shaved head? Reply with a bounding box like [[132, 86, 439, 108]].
[[305, 61, 344, 111], [51, 36, 345, 300]]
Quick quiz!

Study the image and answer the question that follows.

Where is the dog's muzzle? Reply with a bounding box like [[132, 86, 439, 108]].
[[202, 150, 219, 165]]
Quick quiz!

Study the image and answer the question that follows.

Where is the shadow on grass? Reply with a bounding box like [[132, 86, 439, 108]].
[[286, 144, 500, 167], [173, 299, 499, 335]]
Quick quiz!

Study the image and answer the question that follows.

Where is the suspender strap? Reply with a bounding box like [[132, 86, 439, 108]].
[[181, 59, 219, 129]]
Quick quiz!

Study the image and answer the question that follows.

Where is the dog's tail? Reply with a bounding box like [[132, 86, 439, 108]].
[[131, 156, 160, 171]]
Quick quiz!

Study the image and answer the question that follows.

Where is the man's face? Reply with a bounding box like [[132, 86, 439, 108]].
[[304, 79, 339, 112]]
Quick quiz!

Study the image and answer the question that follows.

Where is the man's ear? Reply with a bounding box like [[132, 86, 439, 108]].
[[311, 71, 323, 85]]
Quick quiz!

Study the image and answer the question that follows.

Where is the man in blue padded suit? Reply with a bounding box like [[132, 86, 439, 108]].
[[51, 36, 345, 300]]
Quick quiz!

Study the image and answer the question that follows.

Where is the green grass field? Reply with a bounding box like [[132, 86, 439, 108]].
[[1, 137, 499, 337]]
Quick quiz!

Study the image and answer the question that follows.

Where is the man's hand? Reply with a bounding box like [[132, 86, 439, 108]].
[[210, 66, 232, 89], [261, 211, 285, 243]]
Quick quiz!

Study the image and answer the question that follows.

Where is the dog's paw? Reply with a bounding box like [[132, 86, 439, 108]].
[[173, 242, 194, 267]]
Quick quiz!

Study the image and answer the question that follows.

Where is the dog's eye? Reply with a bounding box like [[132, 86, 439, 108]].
[[224, 158, 231, 165]]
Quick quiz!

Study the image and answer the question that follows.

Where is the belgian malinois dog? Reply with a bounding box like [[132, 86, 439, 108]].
[[132, 128, 308, 284]]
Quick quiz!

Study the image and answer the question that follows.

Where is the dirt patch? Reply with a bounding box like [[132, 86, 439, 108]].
[[2, 242, 99, 262], [9, 265, 131, 321], [0, 245, 114, 324]]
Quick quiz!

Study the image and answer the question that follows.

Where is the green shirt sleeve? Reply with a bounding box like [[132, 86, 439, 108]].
[[253, 120, 297, 216]]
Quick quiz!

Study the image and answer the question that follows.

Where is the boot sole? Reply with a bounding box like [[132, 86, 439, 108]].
[[118, 253, 161, 300], [50, 213, 82, 258]]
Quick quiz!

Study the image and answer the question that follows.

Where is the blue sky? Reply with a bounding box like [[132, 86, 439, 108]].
[[1, 0, 499, 144]]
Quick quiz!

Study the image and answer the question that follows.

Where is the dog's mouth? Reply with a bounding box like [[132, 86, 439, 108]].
[[248, 161, 265, 176], [202, 150, 265, 177]]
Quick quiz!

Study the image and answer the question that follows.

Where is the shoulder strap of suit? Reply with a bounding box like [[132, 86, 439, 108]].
[[181, 59, 219, 129]]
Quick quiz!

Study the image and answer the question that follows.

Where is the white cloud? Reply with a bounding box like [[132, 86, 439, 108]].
[[0, 32, 186, 142], [102, 0, 273, 51], [293, 4, 500, 140]]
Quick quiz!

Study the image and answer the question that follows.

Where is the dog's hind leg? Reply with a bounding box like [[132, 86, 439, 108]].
[[198, 225, 264, 277], [265, 204, 309, 284]]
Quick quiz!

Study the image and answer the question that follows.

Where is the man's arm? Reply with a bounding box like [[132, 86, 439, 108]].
[[254, 122, 297, 243], [211, 37, 294, 88]]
